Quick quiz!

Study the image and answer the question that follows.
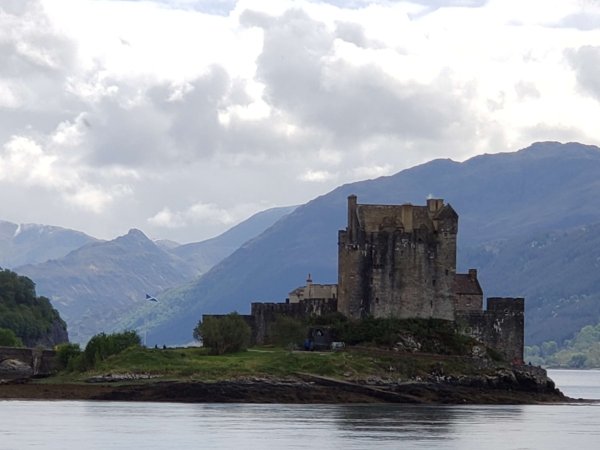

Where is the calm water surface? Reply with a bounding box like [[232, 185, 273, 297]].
[[0, 369, 599, 450]]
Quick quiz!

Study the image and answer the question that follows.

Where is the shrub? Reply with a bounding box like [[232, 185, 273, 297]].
[[334, 317, 476, 356], [269, 315, 306, 348], [55, 343, 82, 371], [83, 330, 141, 369], [194, 313, 251, 355], [0, 327, 23, 347]]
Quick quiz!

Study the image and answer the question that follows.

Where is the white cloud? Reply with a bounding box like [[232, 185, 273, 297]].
[[351, 164, 393, 179], [147, 207, 186, 229], [299, 169, 337, 182], [147, 200, 273, 236], [0, 0, 599, 242]]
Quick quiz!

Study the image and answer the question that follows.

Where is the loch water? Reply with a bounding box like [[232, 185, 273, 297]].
[[0, 369, 599, 450]]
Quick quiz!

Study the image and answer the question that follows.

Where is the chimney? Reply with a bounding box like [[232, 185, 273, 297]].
[[306, 273, 313, 299], [348, 195, 358, 242], [427, 198, 444, 213], [468, 269, 478, 281]]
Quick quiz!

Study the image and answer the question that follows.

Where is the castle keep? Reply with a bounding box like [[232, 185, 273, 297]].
[[205, 195, 525, 363], [338, 195, 459, 320]]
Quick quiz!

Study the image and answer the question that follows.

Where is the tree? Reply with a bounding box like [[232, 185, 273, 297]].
[[194, 313, 251, 355], [55, 343, 82, 371], [269, 315, 306, 348], [569, 353, 587, 368], [0, 327, 23, 347], [83, 330, 141, 369], [0, 268, 67, 347]]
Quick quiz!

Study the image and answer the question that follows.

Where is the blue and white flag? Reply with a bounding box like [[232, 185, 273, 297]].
[[145, 294, 159, 302]]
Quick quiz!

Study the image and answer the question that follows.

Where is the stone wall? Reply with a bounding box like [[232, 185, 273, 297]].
[[457, 297, 525, 363], [454, 293, 483, 311], [0, 346, 59, 378], [251, 299, 338, 345]]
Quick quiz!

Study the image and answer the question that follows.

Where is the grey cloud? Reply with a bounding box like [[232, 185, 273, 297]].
[[0, 0, 33, 16], [103, 0, 237, 15], [79, 66, 230, 168], [567, 46, 600, 101], [408, 0, 488, 8], [252, 9, 472, 145], [315, 0, 487, 8], [226, 78, 253, 106], [514, 81, 540, 100], [0, 1, 76, 77], [0, 0, 80, 141], [239, 9, 276, 29], [312, 0, 379, 9], [522, 123, 587, 144], [556, 13, 600, 31], [407, 0, 488, 19], [152, 66, 230, 160], [335, 21, 377, 49], [82, 95, 173, 167]]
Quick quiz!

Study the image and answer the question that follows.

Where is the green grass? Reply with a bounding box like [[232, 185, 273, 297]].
[[51, 344, 506, 384]]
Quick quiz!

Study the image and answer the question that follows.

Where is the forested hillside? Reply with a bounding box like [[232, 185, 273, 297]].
[[0, 268, 68, 347]]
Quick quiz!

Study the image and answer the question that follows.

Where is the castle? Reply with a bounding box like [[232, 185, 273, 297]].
[[206, 195, 524, 363]]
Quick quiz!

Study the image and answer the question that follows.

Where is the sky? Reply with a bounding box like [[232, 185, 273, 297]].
[[1, 0, 600, 243]]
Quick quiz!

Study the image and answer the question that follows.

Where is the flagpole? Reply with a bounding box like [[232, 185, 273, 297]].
[[144, 294, 159, 347]]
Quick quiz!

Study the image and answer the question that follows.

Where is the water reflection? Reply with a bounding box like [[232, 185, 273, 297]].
[[0, 401, 599, 450], [1, 370, 599, 449], [334, 404, 456, 441]]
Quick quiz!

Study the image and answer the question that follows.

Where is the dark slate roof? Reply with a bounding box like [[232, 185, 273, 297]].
[[453, 273, 483, 295], [433, 203, 458, 220]]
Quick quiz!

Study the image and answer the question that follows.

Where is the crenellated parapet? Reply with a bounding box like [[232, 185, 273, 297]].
[[456, 297, 525, 363], [338, 195, 457, 320]]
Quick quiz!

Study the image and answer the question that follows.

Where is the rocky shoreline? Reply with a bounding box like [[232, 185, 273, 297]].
[[0, 365, 578, 404]]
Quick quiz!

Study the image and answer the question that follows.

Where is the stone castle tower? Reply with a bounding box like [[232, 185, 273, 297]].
[[338, 195, 459, 320], [207, 194, 524, 362]]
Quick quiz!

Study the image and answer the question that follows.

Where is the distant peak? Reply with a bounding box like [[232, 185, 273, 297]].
[[126, 228, 148, 238], [513, 141, 600, 161], [115, 228, 152, 244], [522, 141, 599, 153]]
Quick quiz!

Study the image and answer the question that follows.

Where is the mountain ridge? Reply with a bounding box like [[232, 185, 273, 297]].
[[0, 220, 98, 268], [134, 141, 600, 346], [13, 208, 297, 344]]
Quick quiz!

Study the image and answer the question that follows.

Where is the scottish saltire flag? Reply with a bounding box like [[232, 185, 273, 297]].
[[146, 294, 159, 302]]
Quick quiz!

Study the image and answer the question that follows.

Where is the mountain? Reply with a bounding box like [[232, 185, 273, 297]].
[[0, 220, 97, 268], [464, 223, 600, 344], [14, 206, 297, 345], [134, 142, 600, 346], [170, 206, 297, 274], [17, 229, 197, 344]]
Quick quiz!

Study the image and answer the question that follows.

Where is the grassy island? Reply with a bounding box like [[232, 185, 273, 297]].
[[1, 343, 568, 404]]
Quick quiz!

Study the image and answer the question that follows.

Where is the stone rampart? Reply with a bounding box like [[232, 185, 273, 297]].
[[457, 297, 524, 363], [251, 298, 338, 345]]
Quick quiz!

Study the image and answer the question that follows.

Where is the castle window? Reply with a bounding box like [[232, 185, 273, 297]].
[[445, 269, 449, 276], [432, 279, 436, 286]]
